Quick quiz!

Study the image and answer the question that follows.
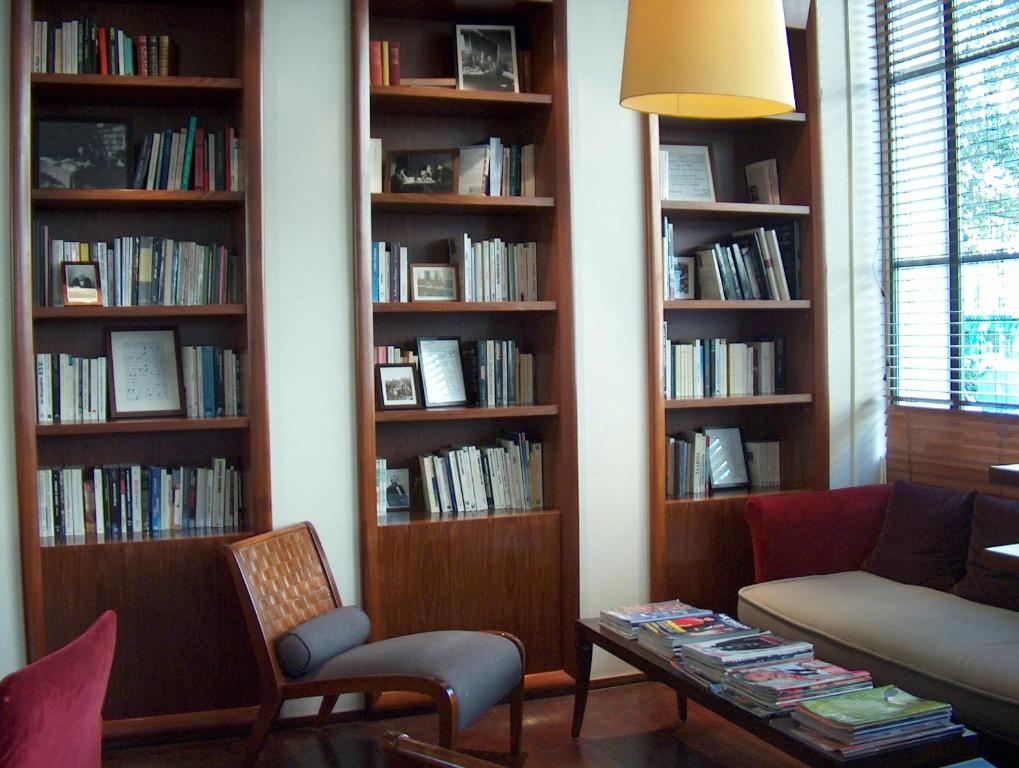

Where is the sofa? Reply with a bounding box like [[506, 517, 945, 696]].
[[736, 482, 1019, 744]]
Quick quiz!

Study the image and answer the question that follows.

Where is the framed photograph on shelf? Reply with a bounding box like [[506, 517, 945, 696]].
[[674, 255, 695, 300], [416, 336, 467, 408], [456, 25, 519, 93], [410, 263, 458, 301], [703, 426, 749, 491], [106, 327, 184, 419], [386, 149, 457, 193], [62, 261, 103, 306], [37, 119, 129, 189], [376, 363, 421, 410], [660, 144, 716, 202], [384, 468, 411, 510]]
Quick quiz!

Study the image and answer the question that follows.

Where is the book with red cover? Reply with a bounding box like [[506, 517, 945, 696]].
[[97, 26, 108, 74], [387, 41, 400, 86], [369, 40, 383, 85]]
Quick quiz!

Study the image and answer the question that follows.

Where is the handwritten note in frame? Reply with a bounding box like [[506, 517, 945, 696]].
[[661, 144, 716, 203], [107, 328, 185, 419]]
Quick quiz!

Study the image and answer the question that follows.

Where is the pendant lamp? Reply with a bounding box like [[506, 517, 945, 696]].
[[620, 0, 795, 119]]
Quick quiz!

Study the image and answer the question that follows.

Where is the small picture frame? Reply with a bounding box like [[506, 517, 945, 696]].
[[410, 263, 458, 302], [456, 25, 519, 93], [62, 261, 103, 306], [106, 327, 184, 419], [376, 363, 421, 410], [386, 149, 457, 194], [660, 144, 716, 203], [675, 255, 695, 300], [416, 336, 468, 408], [37, 119, 129, 189], [703, 426, 749, 491], [385, 468, 411, 510]]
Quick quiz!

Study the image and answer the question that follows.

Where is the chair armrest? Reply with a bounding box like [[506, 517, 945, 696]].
[[745, 485, 891, 583]]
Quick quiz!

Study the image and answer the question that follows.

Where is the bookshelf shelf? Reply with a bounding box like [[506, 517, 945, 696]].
[[40, 528, 251, 549], [34, 304, 246, 320], [660, 201, 811, 218], [378, 507, 561, 527], [32, 73, 243, 104], [664, 487, 809, 511], [371, 85, 551, 116], [375, 404, 558, 423], [36, 417, 249, 436], [374, 301, 556, 314], [663, 300, 810, 311], [664, 394, 813, 410], [371, 193, 554, 213], [31, 189, 246, 210]]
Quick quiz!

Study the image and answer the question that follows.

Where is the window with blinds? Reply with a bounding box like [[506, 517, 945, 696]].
[[879, 0, 1019, 411]]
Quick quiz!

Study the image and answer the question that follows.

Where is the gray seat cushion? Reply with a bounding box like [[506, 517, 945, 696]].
[[299, 630, 521, 730], [738, 571, 1019, 742]]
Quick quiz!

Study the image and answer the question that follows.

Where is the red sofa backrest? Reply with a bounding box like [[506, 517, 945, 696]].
[[745, 485, 891, 583]]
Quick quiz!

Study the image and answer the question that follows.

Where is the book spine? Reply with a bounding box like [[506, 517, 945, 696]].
[[369, 40, 383, 86], [381, 40, 390, 86], [181, 116, 198, 190], [387, 41, 400, 86]]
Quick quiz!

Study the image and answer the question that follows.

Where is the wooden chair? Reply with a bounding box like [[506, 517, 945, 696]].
[[381, 731, 504, 768], [225, 522, 524, 768]]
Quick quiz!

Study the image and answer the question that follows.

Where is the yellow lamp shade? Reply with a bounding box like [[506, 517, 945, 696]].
[[620, 0, 796, 119]]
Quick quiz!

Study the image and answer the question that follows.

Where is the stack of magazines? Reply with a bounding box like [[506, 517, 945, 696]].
[[720, 660, 873, 715], [637, 613, 759, 659], [678, 632, 815, 684], [598, 599, 710, 640], [788, 685, 963, 758]]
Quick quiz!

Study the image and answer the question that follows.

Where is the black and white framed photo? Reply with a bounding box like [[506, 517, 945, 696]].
[[660, 144, 716, 202], [410, 263, 458, 301], [385, 468, 411, 510], [37, 119, 128, 189], [675, 255, 696, 300], [703, 425, 749, 491], [416, 336, 468, 408], [62, 261, 103, 306], [376, 363, 421, 410], [456, 25, 519, 93], [106, 327, 184, 419], [386, 149, 457, 193]]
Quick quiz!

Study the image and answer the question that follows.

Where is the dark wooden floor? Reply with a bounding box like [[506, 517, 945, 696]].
[[102, 682, 810, 767]]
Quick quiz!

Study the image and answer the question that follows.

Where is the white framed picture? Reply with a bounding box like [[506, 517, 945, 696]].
[[661, 144, 716, 203], [106, 327, 184, 419]]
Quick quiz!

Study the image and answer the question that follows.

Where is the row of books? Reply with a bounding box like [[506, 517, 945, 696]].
[[368, 40, 401, 85], [417, 432, 543, 515], [371, 242, 408, 303], [666, 432, 781, 498], [448, 235, 539, 303], [374, 346, 416, 365], [663, 333, 783, 399], [458, 138, 536, 197], [34, 227, 239, 308], [132, 119, 242, 192], [462, 339, 535, 408], [32, 19, 175, 76], [35, 354, 106, 425], [37, 459, 242, 541], [181, 346, 242, 419]]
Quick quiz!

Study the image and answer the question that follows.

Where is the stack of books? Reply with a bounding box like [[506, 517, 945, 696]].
[[637, 614, 759, 659], [789, 685, 964, 758], [677, 632, 814, 684], [720, 659, 873, 715], [599, 599, 710, 641]]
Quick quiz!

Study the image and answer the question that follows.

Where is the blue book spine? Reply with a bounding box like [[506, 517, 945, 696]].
[[371, 242, 379, 302], [202, 346, 216, 417], [150, 467, 161, 531]]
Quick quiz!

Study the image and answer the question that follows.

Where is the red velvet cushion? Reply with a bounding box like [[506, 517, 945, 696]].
[[951, 493, 1019, 611], [0, 611, 116, 768], [745, 485, 891, 583], [862, 481, 975, 591]]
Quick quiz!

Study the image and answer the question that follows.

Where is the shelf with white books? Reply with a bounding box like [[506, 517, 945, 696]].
[[374, 301, 556, 314], [36, 417, 249, 436], [663, 300, 809, 312], [664, 394, 812, 410], [32, 189, 245, 210], [371, 193, 554, 214], [34, 304, 246, 320], [375, 404, 558, 423], [661, 201, 810, 218], [32, 73, 243, 104], [370, 85, 551, 116], [378, 507, 559, 527]]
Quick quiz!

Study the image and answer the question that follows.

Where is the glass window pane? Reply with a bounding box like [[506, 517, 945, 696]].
[[960, 259, 1019, 407], [892, 265, 950, 403]]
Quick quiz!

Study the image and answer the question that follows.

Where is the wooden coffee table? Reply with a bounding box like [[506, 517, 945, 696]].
[[572, 619, 981, 768]]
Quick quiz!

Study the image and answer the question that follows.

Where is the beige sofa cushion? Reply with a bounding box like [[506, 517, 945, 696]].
[[738, 570, 1019, 742]]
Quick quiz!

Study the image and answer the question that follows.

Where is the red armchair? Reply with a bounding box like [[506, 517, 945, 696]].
[[0, 610, 116, 768]]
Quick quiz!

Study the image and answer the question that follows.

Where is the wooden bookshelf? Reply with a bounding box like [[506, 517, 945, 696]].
[[642, 10, 828, 616], [352, 0, 578, 677], [10, 0, 268, 733]]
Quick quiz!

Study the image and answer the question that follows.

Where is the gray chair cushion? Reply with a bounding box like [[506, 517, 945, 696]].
[[301, 630, 522, 730], [276, 606, 371, 677]]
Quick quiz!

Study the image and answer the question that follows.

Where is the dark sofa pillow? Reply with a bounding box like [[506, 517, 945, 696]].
[[275, 605, 371, 678], [950, 493, 1019, 611], [862, 480, 975, 591]]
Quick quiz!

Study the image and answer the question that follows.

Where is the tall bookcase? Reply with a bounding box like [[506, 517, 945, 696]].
[[10, 0, 268, 732], [351, 0, 579, 680], [643, 8, 828, 615]]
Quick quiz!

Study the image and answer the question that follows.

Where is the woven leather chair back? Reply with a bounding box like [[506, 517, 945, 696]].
[[226, 523, 340, 680]]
